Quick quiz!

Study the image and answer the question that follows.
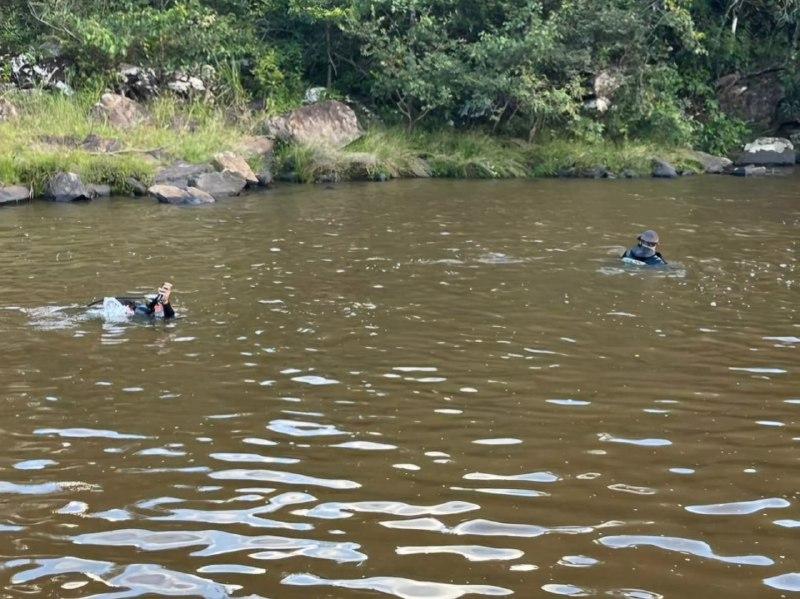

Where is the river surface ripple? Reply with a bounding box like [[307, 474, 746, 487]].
[[0, 176, 798, 597]]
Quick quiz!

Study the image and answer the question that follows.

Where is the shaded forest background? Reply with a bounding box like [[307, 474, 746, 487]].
[[2, 0, 800, 154]]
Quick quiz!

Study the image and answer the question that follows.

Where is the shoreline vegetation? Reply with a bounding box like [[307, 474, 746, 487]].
[[0, 91, 729, 201], [2, 1, 800, 203]]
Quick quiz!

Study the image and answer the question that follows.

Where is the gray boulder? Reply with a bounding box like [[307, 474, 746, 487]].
[[0, 185, 31, 206], [148, 184, 215, 205], [689, 151, 733, 174], [265, 100, 362, 148], [154, 162, 212, 187], [735, 137, 795, 166], [87, 183, 112, 197], [732, 165, 767, 177], [91, 93, 148, 129], [213, 152, 258, 185], [126, 178, 149, 196], [45, 172, 91, 202], [651, 158, 678, 178], [188, 171, 246, 199]]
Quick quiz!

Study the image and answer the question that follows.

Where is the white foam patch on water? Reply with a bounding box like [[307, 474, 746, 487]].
[[729, 367, 787, 374], [393, 367, 438, 372], [393, 464, 421, 471]]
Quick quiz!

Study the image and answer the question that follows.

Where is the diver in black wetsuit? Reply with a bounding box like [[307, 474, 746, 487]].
[[622, 230, 667, 266], [118, 282, 175, 318]]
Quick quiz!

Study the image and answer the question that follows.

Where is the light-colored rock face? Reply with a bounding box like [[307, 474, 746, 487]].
[[91, 93, 148, 129], [594, 70, 624, 99], [743, 137, 794, 153], [736, 136, 796, 166], [213, 152, 258, 184], [265, 100, 362, 148]]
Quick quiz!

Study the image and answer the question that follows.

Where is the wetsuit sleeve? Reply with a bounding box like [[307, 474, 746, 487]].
[[656, 252, 667, 265], [163, 302, 175, 319], [141, 297, 158, 316]]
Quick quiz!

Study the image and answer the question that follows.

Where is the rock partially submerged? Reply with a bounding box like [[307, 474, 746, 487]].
[[735, 137, 795, 166], [154, 162, 212, 187], [45, 172, 91, 202], [0, 185, 31, 206], [213, 152, 258, 185], [732, 165, 767, 177], [188, 171, 246, 199], [265, 100, 362, 148], [91, 93, 148, 129], [148, 184, 215, 205], [689, 151, 733, 174], [87, 183, 112, 197], [651, 158, 678, 178]]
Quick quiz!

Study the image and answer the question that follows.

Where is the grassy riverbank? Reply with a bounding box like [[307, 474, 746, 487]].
[[0, 93, 705, 194]]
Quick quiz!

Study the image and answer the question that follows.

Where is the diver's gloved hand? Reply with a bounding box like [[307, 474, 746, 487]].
[[158, 282, 173, 304]]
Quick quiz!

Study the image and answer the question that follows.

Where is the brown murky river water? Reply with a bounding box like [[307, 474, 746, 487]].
[[0, 175, 798, 598]]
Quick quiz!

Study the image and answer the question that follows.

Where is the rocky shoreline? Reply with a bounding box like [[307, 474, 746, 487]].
[[1, 91, 798, 208]]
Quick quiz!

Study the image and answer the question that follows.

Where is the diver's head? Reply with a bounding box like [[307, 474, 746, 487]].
[[636, 229, 659, 257]]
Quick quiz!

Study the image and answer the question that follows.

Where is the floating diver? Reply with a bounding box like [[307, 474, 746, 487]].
[[621, 230, 667, 266], [90, 282, 176, 320]]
